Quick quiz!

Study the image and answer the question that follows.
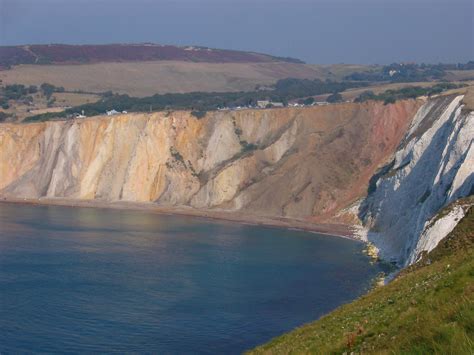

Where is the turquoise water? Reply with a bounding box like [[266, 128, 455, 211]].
[[0, 203, 382, 353]]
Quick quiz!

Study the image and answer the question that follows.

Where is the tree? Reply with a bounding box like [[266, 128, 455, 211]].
[[354, 90, 375, 103], [327, 92, 343, 103], [40, 83, 56, 99], [0, 112, 10, 122], [191, 110, 206, 119], [384, 96, 396, 105], [303, 97, 315, 105], [28, 85, 38, 94]]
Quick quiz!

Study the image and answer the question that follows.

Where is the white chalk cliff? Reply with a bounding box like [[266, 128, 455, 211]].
[[359, 95, 473, 266]]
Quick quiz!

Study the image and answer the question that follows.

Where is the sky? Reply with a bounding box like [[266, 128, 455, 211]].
[[0, 0, 472, 64]]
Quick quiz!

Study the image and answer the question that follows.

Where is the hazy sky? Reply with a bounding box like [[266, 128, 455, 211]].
[[0, 0, 472, 64]]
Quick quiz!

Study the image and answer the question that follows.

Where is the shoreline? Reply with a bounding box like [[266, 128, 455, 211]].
[[0, 197, 359, 241]]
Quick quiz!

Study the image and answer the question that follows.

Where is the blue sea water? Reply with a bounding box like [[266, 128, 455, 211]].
[[0, 203, 382, 353]]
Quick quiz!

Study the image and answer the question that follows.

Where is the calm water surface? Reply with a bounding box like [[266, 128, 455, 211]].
[[0, 203, 382, 353]]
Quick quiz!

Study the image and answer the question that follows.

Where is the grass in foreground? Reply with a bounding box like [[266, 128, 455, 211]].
[[250, 207, 474, 354]]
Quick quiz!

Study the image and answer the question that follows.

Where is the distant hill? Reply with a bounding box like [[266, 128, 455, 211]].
[[0, 43, 369, 97], [0, 43, 304, 69]]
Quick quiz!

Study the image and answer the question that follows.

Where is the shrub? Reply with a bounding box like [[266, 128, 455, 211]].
[[240, 140, 257, 152], [0, 111, 10, 122], [4, 84, 28, 100], [327, 92, 343, 103], [303, 97, 315, 105], [383, 96, 396, 105], [191, 110, 207, 119], [354, 90, 376, 103], [169, 147, 185, 166], [47, 96, 57, 107], [40, 83, 56, 99], [298, 97, 315, 105]]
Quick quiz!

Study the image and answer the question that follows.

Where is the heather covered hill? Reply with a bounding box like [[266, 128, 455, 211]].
[[0, 43, 362, 96], [0, 44, 323, 96], [0, 43, 303, 68]]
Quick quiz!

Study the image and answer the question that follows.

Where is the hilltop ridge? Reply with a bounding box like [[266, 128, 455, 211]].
[[0, 43, 304, 69]]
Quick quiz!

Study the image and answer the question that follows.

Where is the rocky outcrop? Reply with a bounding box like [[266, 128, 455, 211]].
[[358, 95, 473, 266], [407, 198, 472, 265], [0, 101, 419, 220]]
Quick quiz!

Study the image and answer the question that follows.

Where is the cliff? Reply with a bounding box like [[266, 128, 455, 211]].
[[1, 95, 472, 266], [249, 94, 474, 354], [357, 94, 473, 266], [0, 101, 418, 221]]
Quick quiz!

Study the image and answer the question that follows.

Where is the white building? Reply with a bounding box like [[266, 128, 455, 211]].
[[257, 100, 270, 108], [106, 109, 120, 116]]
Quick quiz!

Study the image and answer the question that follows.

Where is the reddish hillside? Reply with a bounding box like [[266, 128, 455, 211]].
[[0, 44, 304, 68]]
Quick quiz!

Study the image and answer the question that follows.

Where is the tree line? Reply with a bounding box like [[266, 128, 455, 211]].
[[24, 78, 368, 122]]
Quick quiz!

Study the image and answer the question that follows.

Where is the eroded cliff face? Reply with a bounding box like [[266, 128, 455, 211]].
[[358, 95, 473, 266], [2, 96, 472, 266], [0, 101, 419, 219]]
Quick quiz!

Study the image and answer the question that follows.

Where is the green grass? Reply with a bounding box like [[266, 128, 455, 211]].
[[249, 206, 474, 354]]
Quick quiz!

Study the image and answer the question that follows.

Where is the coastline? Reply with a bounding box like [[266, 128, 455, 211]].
[[0, 197, 358, 241]]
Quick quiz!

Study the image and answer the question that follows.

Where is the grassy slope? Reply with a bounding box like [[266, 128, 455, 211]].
[[250, 206, 474, 354], [0, 61, 324, 97]]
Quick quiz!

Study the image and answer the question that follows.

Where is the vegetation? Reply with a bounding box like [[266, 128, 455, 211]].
[[169, 147, 185, 165], [250, 205, 474, 354], [23, 111, 62, 122], [191, 110, 207, 119], [0, 111, 11, 122], [2, 84, 28, 100], [40, 83, 64, 99], [273, 78, 366, 98], [297, 97, 315, 105], [0, 44, 305, 68], [345, 63, 443, 82], [354, 90, 376, 103], [0, 82, 64, 107], [0, 84, 35, 108], [432, 61, 474, 71], [27, 85, 38, 94], [240, 140, 258, 153], [326, 92, 343, 103], [355, 83, 466, 105], [24, 78, 368, 122], [345, 62, 474, 83]]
